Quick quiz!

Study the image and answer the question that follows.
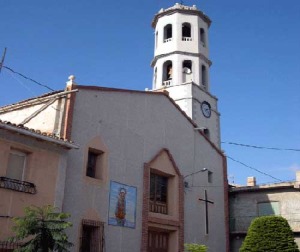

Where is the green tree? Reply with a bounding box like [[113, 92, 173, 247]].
[[9, 205, 73, 252], [184, 243, 208, 252], [240, 216, 299, 252]]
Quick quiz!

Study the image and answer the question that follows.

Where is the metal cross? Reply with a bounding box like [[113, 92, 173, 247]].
[[199, 190, 214, 234]]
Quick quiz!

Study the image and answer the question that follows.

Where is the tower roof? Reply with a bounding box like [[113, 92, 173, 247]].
[[151, 3, 211, 28]]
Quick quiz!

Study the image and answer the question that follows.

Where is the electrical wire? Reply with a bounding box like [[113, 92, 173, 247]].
[[2, 65, 54, 91], [226, 155, 282, 182], [222, 141, 300, 152]]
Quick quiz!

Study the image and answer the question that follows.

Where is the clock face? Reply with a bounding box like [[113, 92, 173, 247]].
[[201, 101, 211, 118]]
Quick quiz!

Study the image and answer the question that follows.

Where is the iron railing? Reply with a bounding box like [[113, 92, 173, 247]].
[[150, 201, 168, 215], [0, 177, 36, 194], [0, 241, 21, 251]]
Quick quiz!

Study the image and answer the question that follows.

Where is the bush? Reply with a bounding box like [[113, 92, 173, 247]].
[[184, 243, 208, 252], [240, 216, 299, 252]]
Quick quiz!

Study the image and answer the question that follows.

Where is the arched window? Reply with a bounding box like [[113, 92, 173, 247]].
[[200, 28, 206, 47], [182, 23, 192, 41], [162, 61, 172, 86], [164, 24, 172, 43], [201, 65, 207, 87], [153, 67, 157, 88], [182, 60, 192, 82], [155, 31, 158, 48]]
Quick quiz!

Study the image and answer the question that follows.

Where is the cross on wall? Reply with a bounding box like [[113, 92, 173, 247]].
[[198, 190, 214, 234]]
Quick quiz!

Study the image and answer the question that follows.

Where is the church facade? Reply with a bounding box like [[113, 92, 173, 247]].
[[0, 3, 229, 252]]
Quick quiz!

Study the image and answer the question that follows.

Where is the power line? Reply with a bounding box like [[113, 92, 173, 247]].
[[0, 48, 7, 73], [222, 141, 300, 152], [2, 65, 54, 91], [226, 155, 282, 182]]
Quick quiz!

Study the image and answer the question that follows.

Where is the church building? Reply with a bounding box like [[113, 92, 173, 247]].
[[0, 3, 229, 252]]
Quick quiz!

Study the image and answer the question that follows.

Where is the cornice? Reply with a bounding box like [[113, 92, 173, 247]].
[[152, 4, 211, 28], [151, 51, 212, 67]]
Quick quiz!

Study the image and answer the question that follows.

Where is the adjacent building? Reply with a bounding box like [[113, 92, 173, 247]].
[[230, 174, 300, 252], [0, 120, 77, 251]]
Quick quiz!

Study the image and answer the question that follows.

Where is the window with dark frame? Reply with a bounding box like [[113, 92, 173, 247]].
[[163, 24, 172, 42], [6, 150, 27, 181], [150, 173, 168, 214], [86, 149, 103, 179]]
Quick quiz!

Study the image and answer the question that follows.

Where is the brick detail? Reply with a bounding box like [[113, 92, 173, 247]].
[[140, 149, 184, 252], [63, 84, 76, 140], [141, 164, 150, 252], [148, 217, 180, 227]]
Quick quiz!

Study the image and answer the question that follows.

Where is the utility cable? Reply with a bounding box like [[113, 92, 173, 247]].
[[222, 141, 300, 152], [226, 155, 282, 182], [2, 65, 54, 91]]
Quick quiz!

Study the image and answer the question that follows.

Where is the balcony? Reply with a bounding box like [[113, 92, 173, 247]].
[[0, 176, 36, 194], [162, 80, 172, 86], [150, 201, 167, 214], [182, 37, 192, 41], [164, 38, 172, 43]]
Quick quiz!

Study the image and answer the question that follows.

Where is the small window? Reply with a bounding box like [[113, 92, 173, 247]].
[[150, 173, 168, 214], [6, 150, 27, 181], [258, 202, 280, 216], [163, 24, 172, 43], [155, 31, 158, 48], [80, 219, 104, 252], [182, 23, 192, 41], [208, 171, 213, 183], [203, 128, 210, 139], [200, 28, 206, 47], [86, 149, 104, 179], [201, 65, 207, 87]]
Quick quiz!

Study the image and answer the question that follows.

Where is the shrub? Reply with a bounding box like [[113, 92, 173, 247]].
[[184, 243, 208, 252], [240, 216, 299, 252], [9, 205, 73, 252]]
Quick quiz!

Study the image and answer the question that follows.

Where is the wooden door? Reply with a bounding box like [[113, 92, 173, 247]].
[[148, 230, 169, 252]]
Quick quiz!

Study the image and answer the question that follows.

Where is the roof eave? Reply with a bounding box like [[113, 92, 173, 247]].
[[0, 123, 79, 149]]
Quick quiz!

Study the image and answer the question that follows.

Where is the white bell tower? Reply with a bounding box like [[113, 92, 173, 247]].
[[151, 3, 221, 147]]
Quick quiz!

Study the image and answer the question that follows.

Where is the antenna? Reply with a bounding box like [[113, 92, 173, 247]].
[[0, 47, 7, 74]]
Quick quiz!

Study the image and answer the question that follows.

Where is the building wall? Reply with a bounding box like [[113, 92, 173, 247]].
[[0, 129, 68, 240], [230, 187, 300, 252], [63, 88, 227, 252]]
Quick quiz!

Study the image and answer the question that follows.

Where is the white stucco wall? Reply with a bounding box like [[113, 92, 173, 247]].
[[63, 88, 227, 252]]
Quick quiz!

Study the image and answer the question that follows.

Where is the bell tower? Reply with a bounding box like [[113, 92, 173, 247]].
[[151, 3, 220, 147]]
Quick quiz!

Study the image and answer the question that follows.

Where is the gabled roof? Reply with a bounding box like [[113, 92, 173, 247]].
[[0, 84, 224, 157], [76, 85, 225, 158]]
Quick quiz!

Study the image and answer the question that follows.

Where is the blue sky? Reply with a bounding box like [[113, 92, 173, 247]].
[[0, 0, 299, 185]]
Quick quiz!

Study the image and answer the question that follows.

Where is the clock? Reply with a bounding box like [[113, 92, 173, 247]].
[[201, 101, 211, 118]]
